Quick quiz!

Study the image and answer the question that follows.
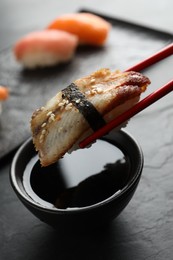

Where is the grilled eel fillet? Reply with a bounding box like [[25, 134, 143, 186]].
[[31, 69, 150, 166]]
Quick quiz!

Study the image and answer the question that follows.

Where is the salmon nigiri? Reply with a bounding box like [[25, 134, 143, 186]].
[[13, 30, 78, 68], [0, 86, 9, 114], [47, 13, 111, 46], [30, 69, 150, 166]]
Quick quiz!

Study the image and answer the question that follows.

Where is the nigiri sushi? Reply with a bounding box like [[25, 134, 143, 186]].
[[13, 30, 78, 68], [0, 86, 9, 115], [47, 13, 111, 46], [31, 68, 150, 166]]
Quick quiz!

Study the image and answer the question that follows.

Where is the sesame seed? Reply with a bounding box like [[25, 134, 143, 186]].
[[90, 78, 95, 83], [41, 129, 46, 135], [39, 134, 44, 143], [85, 90, 91, 95], [65, 103, 73, 110], [60, 105, 64, 111], [91, 89, 96, 95], [47, 111, 52, 116], [75, 99, 81, 104], [58, 102, 64, 107], [96, 87, 103, 94], [50, 114, 55, 121], [48, 117, 53, 123], [41, 122, 46, 128]]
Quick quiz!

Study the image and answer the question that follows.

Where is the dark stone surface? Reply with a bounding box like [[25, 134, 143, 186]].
[[0, 1, 173, 259]]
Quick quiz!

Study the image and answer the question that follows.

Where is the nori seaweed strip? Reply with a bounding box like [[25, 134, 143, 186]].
[[62, 83, 106, 131]]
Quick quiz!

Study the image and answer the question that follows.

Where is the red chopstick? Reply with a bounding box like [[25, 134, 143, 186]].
[[79, 43, 173, 149], [79, 80, 173, 148], [125, 43, 173, 72]]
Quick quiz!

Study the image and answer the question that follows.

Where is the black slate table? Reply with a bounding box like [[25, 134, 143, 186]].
[[0, 1, 173, 260]]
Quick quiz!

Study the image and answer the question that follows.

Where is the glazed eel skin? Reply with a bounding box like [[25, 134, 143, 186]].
[[31, 68, 150, 166]]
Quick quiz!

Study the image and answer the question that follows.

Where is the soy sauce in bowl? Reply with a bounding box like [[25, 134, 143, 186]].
[[23, 140, 131, 210], [10, 130, 143, 230]]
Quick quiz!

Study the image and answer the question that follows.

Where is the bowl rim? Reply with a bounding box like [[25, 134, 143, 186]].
[[10, 130, 143, 214]]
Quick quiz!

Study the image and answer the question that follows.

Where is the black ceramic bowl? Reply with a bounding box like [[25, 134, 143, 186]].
[[10, 130, 143, 231]]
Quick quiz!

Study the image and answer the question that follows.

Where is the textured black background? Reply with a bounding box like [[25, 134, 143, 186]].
[[0, 1, 173, 260]]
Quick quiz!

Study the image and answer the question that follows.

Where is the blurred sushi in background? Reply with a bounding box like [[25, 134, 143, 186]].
[[47, 12, 111, 46], [13, 30, 78, 68], [13, 12, 111, 69], [0, 86, 9, 115]]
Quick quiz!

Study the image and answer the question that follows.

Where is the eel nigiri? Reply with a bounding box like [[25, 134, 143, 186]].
[[47, 13, 111, 46], [13, 30, 78, 68], [31, 69, 150, 166]]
